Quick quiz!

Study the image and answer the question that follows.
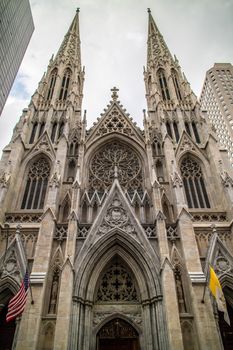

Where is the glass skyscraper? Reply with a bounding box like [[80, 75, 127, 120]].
[[0, 0, 34, 115]]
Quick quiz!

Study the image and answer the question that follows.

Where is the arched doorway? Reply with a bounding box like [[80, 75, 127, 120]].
[[218, 287, 233, 350], [0, 290, 16, 350], [97, 318, 140, 350]]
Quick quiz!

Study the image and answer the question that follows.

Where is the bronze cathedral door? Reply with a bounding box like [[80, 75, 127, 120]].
[[97, 318, 140, 350]]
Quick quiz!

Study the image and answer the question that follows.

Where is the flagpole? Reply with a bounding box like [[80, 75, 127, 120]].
[[201, 263, 209, 303], [15, 224, 34, 305]]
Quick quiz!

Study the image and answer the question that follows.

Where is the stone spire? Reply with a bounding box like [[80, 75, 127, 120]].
[[147, 8, 174, 68], [54, 8, 81, 69]]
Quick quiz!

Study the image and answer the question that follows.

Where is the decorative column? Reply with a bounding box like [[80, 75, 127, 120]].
[[16, 168, 60, 350], [178, 209, 222, 349], [53, 213, 78, 350], [156, 211, 184, 350]]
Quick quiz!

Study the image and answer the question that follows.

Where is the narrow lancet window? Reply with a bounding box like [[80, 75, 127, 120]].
[[51, 123, 57, 143], [166, 122, 173, 139], [47, 69, 57, 100], [173, 121, 180, 142], [172, 70, 182, 100], [192, 122, 201, 144], [158, 69, 170, 101], [180, 156, 210, 208], [185, 122, 191, 137], [21, 157, 50, 209], [29, 122, 38, 144], [59, 69, 71, 100], [38, 122, 45, 138]]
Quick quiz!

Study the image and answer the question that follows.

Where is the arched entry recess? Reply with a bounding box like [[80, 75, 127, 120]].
[[97, 317, 140, 350], [70, 229, 169, 350], [218, 278, 233, 349], [0, 280, 19, 350]]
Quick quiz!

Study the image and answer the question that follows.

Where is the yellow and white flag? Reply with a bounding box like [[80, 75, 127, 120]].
[[209, 266, 230, 325]]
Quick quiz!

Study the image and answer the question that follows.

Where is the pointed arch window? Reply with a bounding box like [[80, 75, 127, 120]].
[[180, 156, 210, 208], [158, 69, 170, 101], [166, 121, 173, 139], [29, 122, 38, 144], [21, 157, 50, 209], [152, 141, 162, 156], [171, 70, 182, 100], [192, 122, 201, 144], [185, 122, 191, 137], [173, 121, 180, 142], [59, 69, 71, 101], [51, 122, 57, 143], [58, 121, 64, 139], [47, 68, 57, 100], [67, 159, 76, 182], [38, 122, 45, 138]]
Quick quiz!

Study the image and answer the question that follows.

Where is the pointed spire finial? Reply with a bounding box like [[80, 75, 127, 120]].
[[147, 8, 151, 13], [76, 7, 80, 13], [111, 87, 119, 101]]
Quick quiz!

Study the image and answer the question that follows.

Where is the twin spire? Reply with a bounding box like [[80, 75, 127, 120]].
[[54, 8, 81, 68], [52, 8, 177, 72], [147, 8, 174, 67]]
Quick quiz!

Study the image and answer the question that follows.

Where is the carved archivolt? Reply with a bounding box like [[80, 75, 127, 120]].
[[96, 260, 139, 303], [89, 142, 143, 192]]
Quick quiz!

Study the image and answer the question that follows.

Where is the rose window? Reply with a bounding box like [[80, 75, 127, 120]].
[[89, 142, 143, 192]]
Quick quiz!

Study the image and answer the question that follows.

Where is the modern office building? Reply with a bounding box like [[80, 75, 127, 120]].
[[200, 63, 233, 165], [0, 0, 34, 115], [0, 8, 233, 350]]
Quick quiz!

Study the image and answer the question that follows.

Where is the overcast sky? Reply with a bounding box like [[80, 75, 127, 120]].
[[0, 0, 233, 152]]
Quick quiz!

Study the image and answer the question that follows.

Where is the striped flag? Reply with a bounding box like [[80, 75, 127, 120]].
[[6, 271, 29, 322]]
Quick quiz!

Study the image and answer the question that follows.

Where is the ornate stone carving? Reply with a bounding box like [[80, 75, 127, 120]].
[[34, 135, 53, 155], [143, 224, 157, 238], [98, 194, 135, 235], [167, 224, 179, 242], [93, 312, 142, 327], [54, 224, 68, 241], [171, 171, 183, 188], [220, 171, 233, 188], [96, 260, 139, 302], [98, 318, 139, 339], [0, 161, 11, 188], [48, 268, 60, 314], [89, 141, 143, 192], [1, 250, 21, 284], [215, 253, 231, 274], [5, 212, 42, 223], [179, 135, 195, 153], [192, 212, 227, 222], [195, 230, 232, 257], [49, 160, 61, 188], [77, 224, 91, 238], [96, 106, 135, 137]]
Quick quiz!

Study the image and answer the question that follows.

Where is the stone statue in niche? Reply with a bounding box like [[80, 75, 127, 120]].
[[175, 269, 187, 313], [48, 270, 60, 314]]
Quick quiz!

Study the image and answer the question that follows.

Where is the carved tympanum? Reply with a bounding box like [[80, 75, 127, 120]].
[[96, 260, 139, 302]]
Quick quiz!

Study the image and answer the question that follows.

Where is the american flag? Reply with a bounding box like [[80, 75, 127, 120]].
[[6, 271, 29, 322]]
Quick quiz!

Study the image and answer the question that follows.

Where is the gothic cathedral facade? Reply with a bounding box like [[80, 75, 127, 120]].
[[0, 9, 233, 350]]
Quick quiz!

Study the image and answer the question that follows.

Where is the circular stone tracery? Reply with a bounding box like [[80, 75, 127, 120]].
[[89, 142, 143, 192]]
